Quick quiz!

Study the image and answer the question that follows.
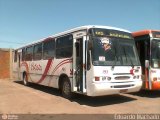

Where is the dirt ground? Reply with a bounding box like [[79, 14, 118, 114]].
[[0, 79, 160, 119]]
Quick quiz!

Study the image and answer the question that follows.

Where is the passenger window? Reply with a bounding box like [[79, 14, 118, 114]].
[[43, 39, 55, 59], [56, 35, 73, 58], [33, 43, 42, 60], [25, 46, 33, 61]]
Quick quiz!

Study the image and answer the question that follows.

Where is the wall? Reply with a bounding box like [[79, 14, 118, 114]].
[[0, 48, 12, 79]]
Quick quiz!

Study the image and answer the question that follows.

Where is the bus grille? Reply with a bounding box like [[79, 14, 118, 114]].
[[111, 84, 134, 88], [114, 76, 130, 80]]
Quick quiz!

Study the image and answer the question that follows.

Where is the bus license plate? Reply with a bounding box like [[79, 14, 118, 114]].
[[120, 89, 128, 93]]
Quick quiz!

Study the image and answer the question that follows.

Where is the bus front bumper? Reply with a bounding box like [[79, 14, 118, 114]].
[[87, 80, 142, 96]]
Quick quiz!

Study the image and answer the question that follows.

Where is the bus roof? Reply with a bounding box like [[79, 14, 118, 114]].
[[132, 30, 160, 37], [16, 25, 131, 50]]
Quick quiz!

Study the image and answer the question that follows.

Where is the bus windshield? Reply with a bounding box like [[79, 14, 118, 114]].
[[89, 28, 140, 66], [151, 39, 160, 68]]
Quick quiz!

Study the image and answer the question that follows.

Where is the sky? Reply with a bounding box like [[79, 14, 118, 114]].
[[0, 0, 160, 49]]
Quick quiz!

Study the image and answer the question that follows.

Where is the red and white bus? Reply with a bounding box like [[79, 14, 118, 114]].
[[13, 25, 142, 98], [132, 30, 160, 90]]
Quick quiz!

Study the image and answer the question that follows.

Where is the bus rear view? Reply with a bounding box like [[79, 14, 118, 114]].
[[132, 30, 160, 90]]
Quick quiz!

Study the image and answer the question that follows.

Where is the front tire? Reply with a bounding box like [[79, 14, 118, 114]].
[[61, 78, 72, 99]]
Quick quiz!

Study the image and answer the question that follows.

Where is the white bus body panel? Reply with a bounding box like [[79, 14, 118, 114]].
[[13, 25, 143, 97], [20, 58, 73, 88], [86, 66, 142, 96]]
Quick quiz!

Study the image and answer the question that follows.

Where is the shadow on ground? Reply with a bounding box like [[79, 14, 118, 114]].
[[14, 81, 137, 107], [129, 90, 160, 98], [71, 94, 137, 107], [14, 81, 61, 96]]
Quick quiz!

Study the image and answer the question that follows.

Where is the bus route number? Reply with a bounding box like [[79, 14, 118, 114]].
[[95, 31, 104, 36]]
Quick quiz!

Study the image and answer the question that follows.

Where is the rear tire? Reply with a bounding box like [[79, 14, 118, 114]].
[[23, 73, 29, 86], [61, 78, 72, 99]]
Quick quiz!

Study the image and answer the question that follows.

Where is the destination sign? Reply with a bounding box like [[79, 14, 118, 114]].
[[93, 28, 132, 39], [152, 31, 160, 38], [109, 33, 131, 39]]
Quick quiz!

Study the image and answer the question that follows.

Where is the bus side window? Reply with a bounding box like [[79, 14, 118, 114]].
[[25, 46, 33, 61], [33, 43, 42, 60], [43, 39, 55, 59], [56, 35, 73, 58]]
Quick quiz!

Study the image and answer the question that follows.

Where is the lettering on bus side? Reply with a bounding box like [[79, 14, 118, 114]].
[[31, 62, 42, 71]]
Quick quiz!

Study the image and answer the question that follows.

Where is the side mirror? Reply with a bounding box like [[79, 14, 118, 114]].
[[145, 60, 149, 68]]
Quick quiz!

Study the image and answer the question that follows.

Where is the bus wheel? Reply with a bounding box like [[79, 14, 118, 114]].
[[23, 73, 29, 86], [62, 78, 72, 99]]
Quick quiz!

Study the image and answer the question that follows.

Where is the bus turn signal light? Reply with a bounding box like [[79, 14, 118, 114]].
[[130, 69, 134, 75], [95, 77, 100, 81]]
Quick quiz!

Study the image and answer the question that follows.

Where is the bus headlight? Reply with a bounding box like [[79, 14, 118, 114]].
[[102, 76, 106, 81], [133, 75, 140, 79], [107, 76, 111, 81], [95, 76, 112, 81], [102, 76, 111, 81]]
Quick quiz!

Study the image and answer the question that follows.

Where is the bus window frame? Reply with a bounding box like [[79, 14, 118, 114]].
[[25, 46, 33, 61], [55, 34, 73, 59], [33, 43, 43, 61], [43, 38, 56, 60]]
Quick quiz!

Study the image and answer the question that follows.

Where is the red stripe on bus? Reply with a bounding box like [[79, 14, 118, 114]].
[[36, 59, 53, 84], [54, 58, 72, 71], [21, 58, 72, 84], [50, 58, 72, 75], [21, 62, 33, 82], [47, 60, 72, 86]]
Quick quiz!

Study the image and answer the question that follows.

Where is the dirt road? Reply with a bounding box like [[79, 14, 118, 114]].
[[0, 80, 160, 115]]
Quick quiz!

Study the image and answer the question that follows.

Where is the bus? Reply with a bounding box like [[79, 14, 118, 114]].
[[13, 25, 142, 99], [132, 30, 160, 90]]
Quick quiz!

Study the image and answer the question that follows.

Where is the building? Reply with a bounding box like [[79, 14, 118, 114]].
[[0, 48, 13, 79]]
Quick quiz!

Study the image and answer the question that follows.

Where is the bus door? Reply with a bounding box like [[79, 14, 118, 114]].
[[145, 40, 152, 89], [136, 39, 151, 89], [73, 36, 87, 93]]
